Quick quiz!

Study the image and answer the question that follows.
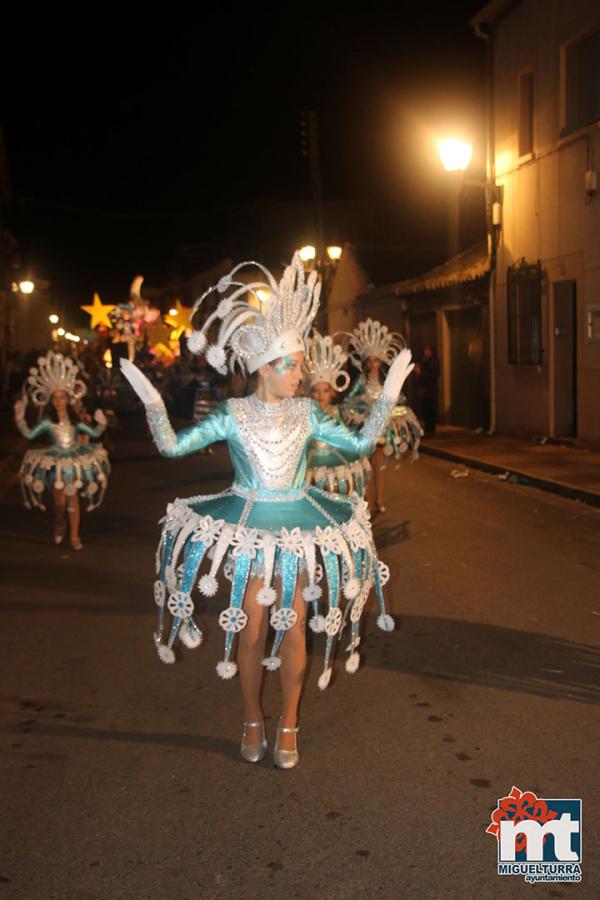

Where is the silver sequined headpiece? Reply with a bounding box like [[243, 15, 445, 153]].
[[305, 331, 350, 391], [347, 318, 406, 368], [24, 350, 87, 407], [186, 253, 321, 374]]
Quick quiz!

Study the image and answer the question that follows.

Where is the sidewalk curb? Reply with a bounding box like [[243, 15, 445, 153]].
[[419, 444, 600, 509]]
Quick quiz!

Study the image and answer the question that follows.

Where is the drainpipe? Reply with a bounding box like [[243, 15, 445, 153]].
[[474, 20, 497, 436]]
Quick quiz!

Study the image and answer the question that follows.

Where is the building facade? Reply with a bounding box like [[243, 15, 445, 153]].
[[474, 0, 600, 446]]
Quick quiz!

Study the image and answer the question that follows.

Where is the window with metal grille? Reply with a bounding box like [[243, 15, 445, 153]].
[[507, 260, 543, 364]]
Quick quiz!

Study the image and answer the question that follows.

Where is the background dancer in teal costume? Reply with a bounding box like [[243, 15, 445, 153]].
[[121, 255, 414, 769], [342, 318, 423, 514], [304, 331, 371, 496], [14, 351, 109, 550]]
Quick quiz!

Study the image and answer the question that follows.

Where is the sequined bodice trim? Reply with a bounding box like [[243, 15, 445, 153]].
[[52, 422, 78, 450], [229, 395, 310, 490]]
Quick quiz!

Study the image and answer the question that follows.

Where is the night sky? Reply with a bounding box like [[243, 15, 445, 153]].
[[2, 4, 486, 320]]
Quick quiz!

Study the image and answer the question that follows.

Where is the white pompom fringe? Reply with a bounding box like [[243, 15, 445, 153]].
[[157, 644, 176, 664], [343, 577, 360, 600], [206, 344, 226, 370], [377, 613, 395, 632], [318, 668, 332, 691], [308, 614, 326, 634], [261, 655, 282, 671], [179, 624, 203, 649], [198, 574, 219, 597], [187, 330, 207, 355], [257, 585, 277, 607], [302, 583, 322, 603], [216, 660, 238, 679], [345, 652, 360, 674]]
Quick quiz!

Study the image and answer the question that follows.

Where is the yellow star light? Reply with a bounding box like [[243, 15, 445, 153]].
[[164, 299, 193, 340], [152, 342, 175, 361], [81, 293, 115, 329]]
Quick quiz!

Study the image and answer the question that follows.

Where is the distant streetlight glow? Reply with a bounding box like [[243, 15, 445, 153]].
[[438, 139, 473, 172], [57, 327, 65, 336], [169, 308, 178, 316], [19, 280, 35, 294], [298, 245, 316, 262], [49, 314, 59, 324], [253, 288, 271, 314], [327, 246, 343, 261]]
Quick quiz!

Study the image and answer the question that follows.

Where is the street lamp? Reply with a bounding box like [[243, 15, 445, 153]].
[[49, 314, 59, 324], [298, 245, 316, 263], [254, 288, 271, 315], [326, 246, 342, 261], [18, 280, 35, 295], [438, 138, 473, 172]]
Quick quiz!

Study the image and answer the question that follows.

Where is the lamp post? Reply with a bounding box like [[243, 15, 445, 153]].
[[296, 244, 343, 332], [437, 137, 501, 259], [438, 136, 502, 437]]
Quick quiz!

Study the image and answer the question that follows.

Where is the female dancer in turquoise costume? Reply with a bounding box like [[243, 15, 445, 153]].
[[304, 331, 370, 496], [342, 319, 423, 514], [14, 351, 109, 550], [121, 255, 414, 768]]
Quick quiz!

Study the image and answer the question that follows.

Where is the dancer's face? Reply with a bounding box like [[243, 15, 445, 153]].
[[367, 356, 381, 377], [52, 390, 69, 415], [260, 352, 305, 398], [310, 381, 333, 410]]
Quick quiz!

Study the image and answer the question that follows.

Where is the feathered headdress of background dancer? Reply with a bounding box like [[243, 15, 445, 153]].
[[305, 331, 350, 391], [346, 318, 406, 368], [186, 253, 321, 374], [24, 351, 87, 406]]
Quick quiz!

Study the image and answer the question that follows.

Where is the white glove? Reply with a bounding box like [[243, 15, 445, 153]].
[[382, 348, 415, 401], [120, 359, 161, 406], [14, 399, 26, 421], [94, 409, 107, 426]]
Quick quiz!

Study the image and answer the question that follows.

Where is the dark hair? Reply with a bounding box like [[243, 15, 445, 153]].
[[45, 393, 82, 425]]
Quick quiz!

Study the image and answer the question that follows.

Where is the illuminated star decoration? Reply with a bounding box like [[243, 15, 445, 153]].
[[164, 300, 193, 342], [81, 293, 116, 329]]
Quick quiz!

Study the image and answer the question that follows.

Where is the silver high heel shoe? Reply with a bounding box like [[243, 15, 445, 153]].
[[273, 723, 300, 769], [240, 720, 267, 763]]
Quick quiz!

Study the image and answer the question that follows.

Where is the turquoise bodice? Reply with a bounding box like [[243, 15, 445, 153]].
[[146, 393, 394, 492], [16, 417, 105, 451]]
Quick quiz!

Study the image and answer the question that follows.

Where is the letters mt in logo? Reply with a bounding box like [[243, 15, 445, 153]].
[[486, 786, 581, 863]]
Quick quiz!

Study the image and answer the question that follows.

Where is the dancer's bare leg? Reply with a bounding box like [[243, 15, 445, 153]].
[[277, 577, 307, 750], [53, 487, 66, 540], [238, 577, 269, 743], [67, 492, 81, 547]]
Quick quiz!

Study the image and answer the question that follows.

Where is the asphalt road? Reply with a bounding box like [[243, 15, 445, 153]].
[[1, 417, 599, 900]]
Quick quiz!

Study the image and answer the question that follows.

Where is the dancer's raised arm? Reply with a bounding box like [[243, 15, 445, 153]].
[[14, 399, 52, 440], [310, 348, 414, 454], [120, 359, 230, 457]]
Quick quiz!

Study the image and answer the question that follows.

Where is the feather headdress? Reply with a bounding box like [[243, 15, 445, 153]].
[[24, 351, 87, 406], [187, 253, 321, 374]]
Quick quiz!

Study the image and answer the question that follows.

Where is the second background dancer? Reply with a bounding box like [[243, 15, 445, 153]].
[[341, 318, 423, 514]]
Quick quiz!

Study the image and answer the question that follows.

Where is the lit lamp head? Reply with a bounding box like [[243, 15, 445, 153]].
[[298, 245, 316, 263], [19, 280, 35, 295], [438, 138, 472, 172], [326, 246, 342, 262]]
